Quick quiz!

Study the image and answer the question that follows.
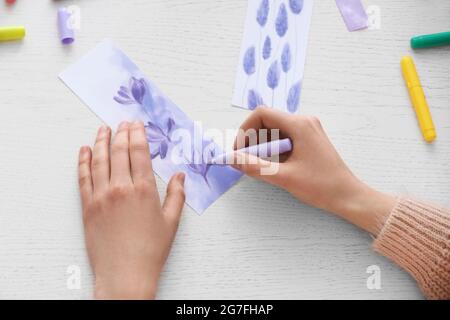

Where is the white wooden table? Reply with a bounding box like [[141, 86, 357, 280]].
[[0, 0, 449, 300]]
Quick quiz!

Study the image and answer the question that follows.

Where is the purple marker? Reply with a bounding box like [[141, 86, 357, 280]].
[[58, 8, 74, 45], [210, 138, 293, 165]]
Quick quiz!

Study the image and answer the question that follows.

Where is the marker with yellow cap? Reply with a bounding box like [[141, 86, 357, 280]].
[[0, 26, 26, 42], [401, 56, 436, 143]]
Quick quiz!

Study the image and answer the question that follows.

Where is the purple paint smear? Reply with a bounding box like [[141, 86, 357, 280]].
[[335, 0, 368, 32]]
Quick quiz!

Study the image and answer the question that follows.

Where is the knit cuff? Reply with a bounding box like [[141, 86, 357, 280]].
[[373, 198, 450, 300]]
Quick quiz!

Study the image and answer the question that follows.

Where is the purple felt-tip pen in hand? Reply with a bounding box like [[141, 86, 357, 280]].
[[210, 138, 293, 165]]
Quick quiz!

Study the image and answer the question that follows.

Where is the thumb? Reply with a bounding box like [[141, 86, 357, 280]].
[[162, 172, 186, 226], [231, 152, 283, 185]]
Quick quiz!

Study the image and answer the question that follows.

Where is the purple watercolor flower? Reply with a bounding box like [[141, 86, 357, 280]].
[[145, 117, 175, 159], [256, 0, 270, 27], [117, 87, 130, 99], [248, 89, 264, 110], [186, 140, 216, 188], [114, 77, 174, 130], [281, 43, 292, 98], [281, 43, 292, 73], [114, 77, 179, 161], [287, 81, 301, 113], [289, 0, 304, 15], [130, 77, 146, 104], [262, 36, 272, 60], [243, 46, 256, 76], [113, 77, 147, 105], [275, 3, 288, 38]]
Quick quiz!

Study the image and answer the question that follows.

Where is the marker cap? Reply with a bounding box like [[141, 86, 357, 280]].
[[58, 8, 75, 45], [423, 129, 437, 143], [411, 31, 450, 49]]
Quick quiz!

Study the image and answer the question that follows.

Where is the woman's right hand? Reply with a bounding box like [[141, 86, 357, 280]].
[[232, 107, 396, 236]]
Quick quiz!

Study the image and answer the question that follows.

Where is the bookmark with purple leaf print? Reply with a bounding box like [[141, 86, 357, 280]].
[[59, 39, 242, 214], [232, 0, 313, 114], [335, 0, 368, 32]]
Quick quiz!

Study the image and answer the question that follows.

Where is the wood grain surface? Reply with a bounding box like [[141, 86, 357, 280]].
[[0, 0, 449, 299]]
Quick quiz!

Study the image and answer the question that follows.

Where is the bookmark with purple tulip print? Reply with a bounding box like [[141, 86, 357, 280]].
[[59, 39, 242, 214], [232, 0, 313, 114]]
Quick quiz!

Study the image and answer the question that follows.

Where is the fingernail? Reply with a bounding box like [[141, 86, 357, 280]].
[[80, 146, 88, 153], [98, 125, 107, 134], [178, 172, 186, 184], [118, 121, 129, 129], [79, 146, 91, 160], [133, 120, 144, 126]]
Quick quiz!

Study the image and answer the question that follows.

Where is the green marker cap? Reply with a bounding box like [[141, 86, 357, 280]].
[[411, 31, 450, 49]]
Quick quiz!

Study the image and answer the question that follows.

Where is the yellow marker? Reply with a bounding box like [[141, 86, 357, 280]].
[[0, 26, 26, 41], [401, 56, 436, 143]]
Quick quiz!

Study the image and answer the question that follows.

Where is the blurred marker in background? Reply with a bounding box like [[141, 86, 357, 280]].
[[411, 31, 450, 49], [0, 26, 25, 41]]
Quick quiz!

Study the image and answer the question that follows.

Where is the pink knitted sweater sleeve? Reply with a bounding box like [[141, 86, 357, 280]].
[[373, 198, 450, 299]]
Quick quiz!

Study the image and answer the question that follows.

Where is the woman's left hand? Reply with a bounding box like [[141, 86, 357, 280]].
[[78, 121, 186, 299]]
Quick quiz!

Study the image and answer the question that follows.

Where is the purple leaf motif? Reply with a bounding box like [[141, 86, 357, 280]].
[[287, 81, 301, 113], [267, 60, 280, 107], [145, 117, 175, 159], [281, 43, 292, 73], [256, 0, 270, 27], [267, 60, 280, 90], [248, 90, 264, 110], [113, 96, 134, 105], [243, 46, 256, 76], [289, 0, 304, 15], [262, 36, 272, 60], [275, 3, 288, 38]]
